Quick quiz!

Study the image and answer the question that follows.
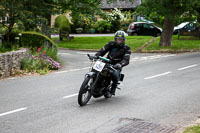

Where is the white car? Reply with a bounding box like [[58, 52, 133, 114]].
[[173, 22, 196, 34]]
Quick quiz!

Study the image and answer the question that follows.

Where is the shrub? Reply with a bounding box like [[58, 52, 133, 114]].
[[55, 15, 71, 33], [21, 46, 61, 74], [107, 8, 123, 32], [0, 42, 19, 53], [94, 20, 112, 33], [20, 32, 60, 74], [20, 31, 57, 51]]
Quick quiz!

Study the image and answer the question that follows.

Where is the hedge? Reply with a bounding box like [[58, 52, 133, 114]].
[[55, 15, 71, 32], [20, 31, 57, 51]]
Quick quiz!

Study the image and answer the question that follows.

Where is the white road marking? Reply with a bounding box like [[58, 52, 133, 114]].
[[58, 53, 71, 55], [144, 71, 172, 80], [130, 54, 176, 62], [82, 67, 90, 70], [76, 52, 94, 55], [0, 108, 27, 117], [161, 54, 176, 57], [55, 68, 89, 74], [69, 69, 81, 72], [148, 55, 162, 59], [62, 93, 78, 99], [178, 64, 198, 71], [55, 71, 69, 74]]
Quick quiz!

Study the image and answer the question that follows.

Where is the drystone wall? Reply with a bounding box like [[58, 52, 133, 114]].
[[0, 49, 26, 79]]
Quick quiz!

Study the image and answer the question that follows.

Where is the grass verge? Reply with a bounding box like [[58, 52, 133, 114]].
[[54, 35, 200, 53], [183, 125, 200, 133], [143, 35, 200, 53], [54, 36, 154, 51]]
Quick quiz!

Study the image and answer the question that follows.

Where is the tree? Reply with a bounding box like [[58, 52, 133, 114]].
[[0, 0, 102, 42], [0, 0, 58, 42], [136, 0, 200, 46], [58, 0, 101, 18], [0, 0, 24, 42], [108, 0, 200, 46]]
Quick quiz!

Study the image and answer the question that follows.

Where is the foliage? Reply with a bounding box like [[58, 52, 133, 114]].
[[94, 20, 112, 33], [55, 15, 71, 32], [0, 42, 19, 53], [71, 14, 97, 33], [20, 31, 57, 51], [57, 0, 102, 33], [21, 46, 60, 74], [58, 0, 102, 19], [0, 0, 59, 42], [107, 8, 124, 32], [121, 10, 135, 31], [136, 0, 200, 26], [183, 125, 200, 133], [135, 0, 200, 46], [0, 0, 102, 42]]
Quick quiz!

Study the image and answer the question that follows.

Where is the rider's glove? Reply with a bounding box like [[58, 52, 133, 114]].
[[113, 63, 122, 70], [90, 55, 98, 60]]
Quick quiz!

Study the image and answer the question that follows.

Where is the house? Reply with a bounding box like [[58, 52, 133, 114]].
[[101, 0, 141, 11], [50, 0, 142, 27]]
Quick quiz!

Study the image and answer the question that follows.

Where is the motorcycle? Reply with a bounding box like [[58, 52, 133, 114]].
[[78, 54, 124, 106]]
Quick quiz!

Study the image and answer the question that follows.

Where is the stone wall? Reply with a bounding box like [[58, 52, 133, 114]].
[[0, 49, 26, 79]]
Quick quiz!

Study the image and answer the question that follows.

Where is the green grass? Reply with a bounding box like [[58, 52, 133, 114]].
[[54, 36, 153, 51], [144, 35, 200, 52], [54, 35, 200, 53], [183, 125, 200, 133]]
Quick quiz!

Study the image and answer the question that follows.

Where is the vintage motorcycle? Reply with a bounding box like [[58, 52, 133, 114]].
[[78, 54, 124, 106]]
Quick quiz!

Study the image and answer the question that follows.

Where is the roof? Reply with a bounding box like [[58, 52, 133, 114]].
[[101, 0, 141, 9]]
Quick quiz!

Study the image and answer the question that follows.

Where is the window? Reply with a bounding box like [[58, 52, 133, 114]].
[[143, 24, 153, 29], [135, 24, 142, 30]]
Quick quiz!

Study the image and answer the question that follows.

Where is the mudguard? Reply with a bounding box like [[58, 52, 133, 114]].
[[85, 71, 96, 78]]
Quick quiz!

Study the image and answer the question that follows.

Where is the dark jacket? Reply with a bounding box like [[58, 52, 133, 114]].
[[95, 41, 131, 67]]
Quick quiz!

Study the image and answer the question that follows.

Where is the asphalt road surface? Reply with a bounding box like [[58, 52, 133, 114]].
[[0, 49, 200, 133]]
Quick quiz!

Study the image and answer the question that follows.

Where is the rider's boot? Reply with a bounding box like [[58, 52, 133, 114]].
[[110, 84, 117, 95]]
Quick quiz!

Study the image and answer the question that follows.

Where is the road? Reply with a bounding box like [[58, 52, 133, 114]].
[[0, 49, 200, 133]]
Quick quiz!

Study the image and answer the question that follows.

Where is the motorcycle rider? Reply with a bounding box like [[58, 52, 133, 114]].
[[94, 30, 131, 95]]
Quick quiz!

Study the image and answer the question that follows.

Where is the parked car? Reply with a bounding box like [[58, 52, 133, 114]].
[[127, 22, 162, 37], [173, 22, 196, 35]]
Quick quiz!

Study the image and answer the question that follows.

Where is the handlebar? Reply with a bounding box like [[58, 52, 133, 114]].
[[87, 54, 117, 71], [87, 54, 110, 63]]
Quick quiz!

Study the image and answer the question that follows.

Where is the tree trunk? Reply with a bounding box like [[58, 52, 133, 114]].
[[159, 16, 175, 47], [197, 8, 200, 31], [7, 24, 14, 42]]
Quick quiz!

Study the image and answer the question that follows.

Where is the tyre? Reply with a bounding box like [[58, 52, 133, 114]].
[[78, 76, 93, 106], [104, 92, 112, 98], [155, 32, 161, 37]]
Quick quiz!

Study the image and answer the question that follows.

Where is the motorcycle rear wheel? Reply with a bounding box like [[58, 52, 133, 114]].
[[78, 76, 93, 106]]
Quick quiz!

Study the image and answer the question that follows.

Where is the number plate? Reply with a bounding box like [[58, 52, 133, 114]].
[[93, 61, 105, 72]]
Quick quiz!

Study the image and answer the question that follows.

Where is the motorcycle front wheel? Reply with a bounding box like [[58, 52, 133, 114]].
[[78, 76, 93, 106]]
